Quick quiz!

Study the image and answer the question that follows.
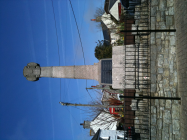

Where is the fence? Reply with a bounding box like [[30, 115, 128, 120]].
[[120, 0, 151, 139], [119, 0, 180, 139], [122, 0, 150, 90]]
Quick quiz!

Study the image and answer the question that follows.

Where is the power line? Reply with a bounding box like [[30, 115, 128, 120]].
[[86, 89, 94, 101], [73, 106, 89, 112], [73, 0, 87, 65], [51, 0, 62, 101], [63, 1, 75, 101], [64, 106, 88, 139], [68, 94, 91, 103], [67, 0, 94, 102], [51, 0, 61, 66], [65, 106, 79, 125], [68, 0, 86, 65], [63, 0, 87, 102], [51, 0, 94, 102]]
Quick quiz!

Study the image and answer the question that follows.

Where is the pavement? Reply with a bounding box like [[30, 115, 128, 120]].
[[150, 0, 182, 139], [174, 0, 187, 139]]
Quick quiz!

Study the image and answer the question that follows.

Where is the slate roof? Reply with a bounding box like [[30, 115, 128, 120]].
[[101, 21, 111, 46], [120, 0, 129, 8], [104, 0, 118, 14], [91, 129, 101, 140], [90, 111, 117, 134], [120, 0, 141, 9], [109, 0, 117, 10]]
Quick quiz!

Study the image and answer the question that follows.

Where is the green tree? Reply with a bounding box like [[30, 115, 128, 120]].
[[94, 40, 112, 60]]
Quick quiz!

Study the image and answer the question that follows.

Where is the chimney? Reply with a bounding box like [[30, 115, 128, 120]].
[[80, 121, 91, 129], [91, 19, 96, 21]]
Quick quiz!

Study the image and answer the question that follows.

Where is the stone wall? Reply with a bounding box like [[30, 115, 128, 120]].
[[150, 0, 180, 139], [112, 45, 137, 89]]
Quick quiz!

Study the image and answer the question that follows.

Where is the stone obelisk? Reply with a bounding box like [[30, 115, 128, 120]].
[[23, 62, 99, 82]]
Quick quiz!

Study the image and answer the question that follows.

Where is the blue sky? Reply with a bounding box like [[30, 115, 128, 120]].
[[0, 0, 105, 140]]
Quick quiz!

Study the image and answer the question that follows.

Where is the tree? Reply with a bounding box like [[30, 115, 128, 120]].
[[94, 40, 112, 60], [85, 89, 123, 130], [61, 89, 124, 131], [94, 6, 105, 19]]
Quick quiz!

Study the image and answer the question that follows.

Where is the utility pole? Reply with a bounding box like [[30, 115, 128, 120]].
[[59, 102, 123, 108]]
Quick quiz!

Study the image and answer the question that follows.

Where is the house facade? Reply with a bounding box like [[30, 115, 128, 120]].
[[91, 129, 124, 140], [81, 111, 117, 136], [91, 0, 122, 44]]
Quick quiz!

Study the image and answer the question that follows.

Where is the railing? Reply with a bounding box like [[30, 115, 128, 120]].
[[118, 0, 179, 139], [121, 0, 151, 91], [122, 89, 150, 140], [120, 0, 151, 139]]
